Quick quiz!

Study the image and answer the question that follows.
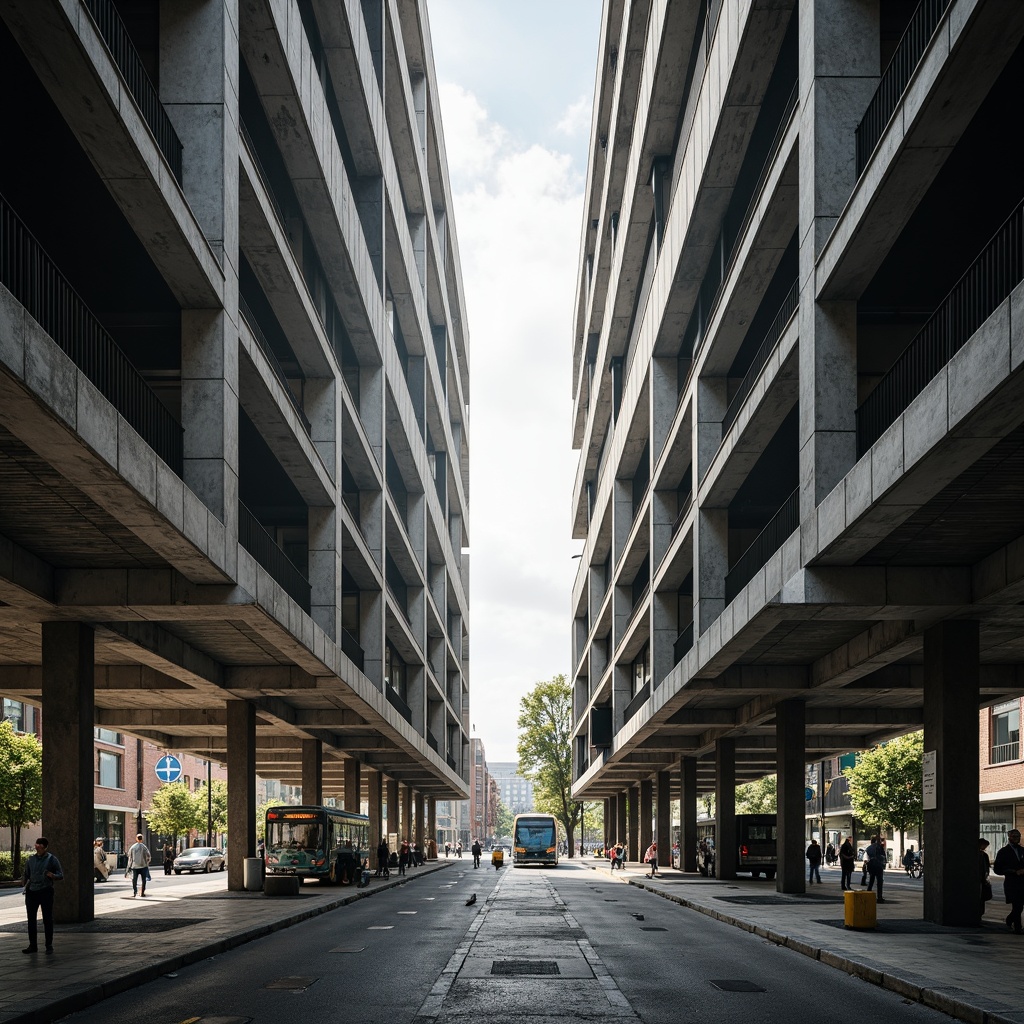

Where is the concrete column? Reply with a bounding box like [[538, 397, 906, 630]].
[[402, 784, 413, 842], [366, 768, 383, 848], [386, 777, 400, 839], [308, 507, 340, 641], [301, 739, 322, 806], [616, 791, 627, 852], [41, 622, 94, 923], [680, 756, 697, 873], [605, 796, 616, 849], [639, 778, 653, 859], [923, 620, 980, 925], [776, 700, 807, 894], [354, 177, 384, 288], [714, 739, 736, 880], [226, 700, 256, 891], [427, 797, 437, 857], [651, 589, 677, 689], [627, 784, 640, 864], [414, 791, 425, 854], [656, 771, 671, 867], [344, 759, 361, 814], [695, 508, 728, 632], [613, 662, 631, 734]]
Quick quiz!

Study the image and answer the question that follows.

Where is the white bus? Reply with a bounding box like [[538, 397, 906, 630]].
[[512, 813, 559, 867]]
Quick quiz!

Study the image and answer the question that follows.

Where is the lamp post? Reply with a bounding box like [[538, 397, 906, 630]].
[[206, 759, 213, 846]]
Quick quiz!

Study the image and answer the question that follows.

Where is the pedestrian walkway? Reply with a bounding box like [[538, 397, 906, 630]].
[[587, 857, 1024, 1024], [0, 860, 451, 1024]]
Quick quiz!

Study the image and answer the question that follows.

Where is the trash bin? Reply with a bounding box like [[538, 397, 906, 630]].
[[844, 889, 876, 929], [243, 856, 264, 892], [491, 849, 504, 869]]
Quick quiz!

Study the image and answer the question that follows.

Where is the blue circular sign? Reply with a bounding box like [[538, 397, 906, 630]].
[[805, 787, 815, 801], [156, 754, 183, 784]]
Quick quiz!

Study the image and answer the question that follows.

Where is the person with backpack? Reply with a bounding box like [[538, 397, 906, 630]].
[[22, 837, 63, 955]]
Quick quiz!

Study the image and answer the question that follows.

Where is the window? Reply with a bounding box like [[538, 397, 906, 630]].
[[3, 699, 35, 734], [385, 643, 407, 701], [94, 728, 122, 745], [183, 775, 190, 789], [991, 701, 1020, 763], [98, 751, 122, 789], [632, 644, 650, 697]]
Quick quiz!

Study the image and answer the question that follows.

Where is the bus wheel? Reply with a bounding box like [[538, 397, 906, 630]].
[[765, 869, 776, 881], [749, 870, 760, 879]]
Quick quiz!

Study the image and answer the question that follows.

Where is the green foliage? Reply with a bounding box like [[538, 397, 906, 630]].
[[195, 778, 228, 835], [494, 800, 515, 839], [844, 731, 923, 844], [516, 674, 582, 854], [256, 800, 274, 841], [735, 774, 777, 814], [144, 782, 203, 843], [0, 721, 43, 875], [0, 850, 12, 880]]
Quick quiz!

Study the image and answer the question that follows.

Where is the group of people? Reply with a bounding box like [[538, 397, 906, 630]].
[[443, 840, 463, 858], [604, 840, 661, 877], [810, 834, 889, 898]]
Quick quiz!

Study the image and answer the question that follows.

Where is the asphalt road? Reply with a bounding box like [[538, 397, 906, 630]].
[[60, 861, 949, 1024]]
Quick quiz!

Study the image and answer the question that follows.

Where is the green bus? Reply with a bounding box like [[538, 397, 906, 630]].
[[264, 805, 370, 885]]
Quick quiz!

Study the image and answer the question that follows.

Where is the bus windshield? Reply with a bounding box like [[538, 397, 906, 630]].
[[515, 819, 556, 848], [267, 821, 324, 856]]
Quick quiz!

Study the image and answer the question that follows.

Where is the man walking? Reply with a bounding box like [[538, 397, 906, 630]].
[[806, 838, 823, 883], [126, 833, 151, 897], [23, 837, 62, 955], [865, 834, 887, 903], [993, 828, 1024, 934], [471, 838, 482, 868], [838, 835, 855, 891]]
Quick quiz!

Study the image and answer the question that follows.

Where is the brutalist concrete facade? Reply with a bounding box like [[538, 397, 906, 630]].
[[569, 0, 1023, 924], [0, 0, 470, 903]]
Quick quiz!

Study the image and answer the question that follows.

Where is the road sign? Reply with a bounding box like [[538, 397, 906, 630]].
[[155, 754, 183, 784], [804, 787, 814, 801]]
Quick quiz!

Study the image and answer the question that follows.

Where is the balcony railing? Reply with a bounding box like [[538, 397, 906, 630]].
[[991, 741, 1020, 765], [724, 487, 799, 604], [855, 0, 953, 176], [0, 193, 183, 473], [82, 0, 183, 183], [386, 682, 413, 725], [239, 296, 311, 435], [672, 621, 695, 666], [672, 485, 694, 537], [340, 627, 364, 671], [239, 120, 286, 225], [237, 500, 311, 612], [446, 753, 457, 771], [857, 200, 1023, 455], [623, 680, 650, 726], [427, 730, 440, 754], [722, 280, 799, 435]]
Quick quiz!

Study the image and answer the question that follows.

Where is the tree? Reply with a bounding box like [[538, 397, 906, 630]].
[[517, 674, 581, 856], [494, 800, 515, 840], [144, 782, 202, 850], [195, 779, 228, 839], [256, 800, 274, 841], [843, 731, 923, 856], [0, 721, 43, 875], [735, 774, 777, 814]]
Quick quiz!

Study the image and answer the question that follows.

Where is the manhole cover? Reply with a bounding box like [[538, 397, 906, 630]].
[[265, 977, 317, 990], [491, 960, 561, 976], [640, 927, 667, 931], [710, 980, 765, 992]]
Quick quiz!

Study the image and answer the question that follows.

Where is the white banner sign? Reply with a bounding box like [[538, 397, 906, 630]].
[[922, 749, 937, 810]]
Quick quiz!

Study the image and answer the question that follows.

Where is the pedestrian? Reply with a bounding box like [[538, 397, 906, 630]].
[[93, 838, 110, 882], [864, 834, 886, 902], [22, 837, 62, 955], [126, 833, 151, 897], [825, 842, 836, 866], [902, 845, 916, 875], [456, 840, 462, 858], [444, 842, 450, 858], [992, 828, 1024, 934], [257, 837, 265, 859], [643, 841, 659, 878], [377, 837, 390, 877], [471, 838, 482, 869], [806, 838, 822, 883], [838, 835, 855, 891], [398, 839, 410, 876], [163, 842, 174, 876], [580, 841, 585, 858], [979, 838, 992, 921], [613, 841, 625, 870]]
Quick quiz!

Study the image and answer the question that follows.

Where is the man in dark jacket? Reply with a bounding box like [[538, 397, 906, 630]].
[[838, 836, 855, 890], [471, 839, 482, 868], [865, 835, 887, 903], [22, 837, 63, 955], [993, 828, 1024, 934], [806, 838, 823, 883]]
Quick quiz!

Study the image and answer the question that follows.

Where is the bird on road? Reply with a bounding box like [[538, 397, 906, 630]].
[[465, 893, 477, 906]]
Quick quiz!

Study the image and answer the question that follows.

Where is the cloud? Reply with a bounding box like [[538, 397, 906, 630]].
[[554, 95, 593, 139]]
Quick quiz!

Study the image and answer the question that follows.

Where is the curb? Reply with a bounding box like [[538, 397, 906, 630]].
[[625, 878, 1018, 1024]]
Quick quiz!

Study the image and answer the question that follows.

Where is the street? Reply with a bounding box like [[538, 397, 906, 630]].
[[58, 860, 949, 1024]]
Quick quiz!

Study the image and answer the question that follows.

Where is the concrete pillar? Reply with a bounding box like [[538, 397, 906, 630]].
[[605, 796, 615, 849], [656, 771, 672, 868], [651, 588, 677, 688], [616, 791, 627, 852], [309, 507, 340, 641], [301, 739, 322, 806], [354, 177, 384, 288], [680, 756, 697, 873], [414, 791, 425, 854], [613, 662, 631, 733], [226, 701, 256, 891], [344, 759, 361, 814], [627, 785, 640, 864], [427, 797, 436, 857], [776, 700, 806, 894], [402, 784, 413, 842], [366, 768, 383, 848], [923, 620, 980, 925], [386, 777, 400, 839], [695, 508, 728, 632], [41, 622, 94, 923], [714, 739, 736, 880], [639, 778, 653, 859]]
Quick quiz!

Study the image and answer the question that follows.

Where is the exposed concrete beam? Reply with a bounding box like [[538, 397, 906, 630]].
[[804, 707, 924, 727], [812, 621, 920, 688]]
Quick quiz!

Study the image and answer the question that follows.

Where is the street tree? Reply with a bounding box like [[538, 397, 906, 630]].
[[517, 674, 581, 856], [0, 721, 43, 875], [144, 782, 202, 850], [494, 800, 514, 840], [735, 774, 777, 813], [195, 779, 228, 840], [843, 731, 924, 856]]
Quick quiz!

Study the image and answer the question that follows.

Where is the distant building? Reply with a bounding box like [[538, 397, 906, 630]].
[[489, 762, 535, 815]]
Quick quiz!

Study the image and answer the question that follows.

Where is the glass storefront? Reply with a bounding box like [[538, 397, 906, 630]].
[[94, 810, 126, 854]]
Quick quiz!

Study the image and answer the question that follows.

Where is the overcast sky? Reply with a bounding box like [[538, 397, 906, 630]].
[[426, 1, 602, 761]]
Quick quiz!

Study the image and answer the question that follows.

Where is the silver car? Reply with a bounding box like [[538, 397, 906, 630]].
[[173, 847, 226, 874]]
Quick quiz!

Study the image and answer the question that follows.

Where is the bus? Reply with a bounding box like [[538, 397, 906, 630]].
[[512, 813, 559, 867], [264, 805, 370, 885]]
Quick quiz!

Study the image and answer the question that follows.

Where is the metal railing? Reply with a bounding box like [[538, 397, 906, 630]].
[[0, 193, 183, 473], [238, 296, 311, 435], [427, 730, 440, 754], [386, 683, 413, 725], [446, 753, 458, 771], [672, 485, 694, 537], [673, 621, 695, 666], [623, 681, 650, 725], [991, 741, 1020, 765], [237, 500, 311, 612], [82, 0, 183, 183], [240, 120, 286, 225], [855, 0, 953, 176], [724, 487, 799, 604], [340, 627, 364, 671], [722, 280, 799, 434], [856, 200, 1023, 454]]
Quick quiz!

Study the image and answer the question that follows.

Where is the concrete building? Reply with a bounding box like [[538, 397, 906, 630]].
[[569, 0, 1024, 926], [489, 760, 535, 815], [468, 736, 488, 842], [0, 0, 470, 914]]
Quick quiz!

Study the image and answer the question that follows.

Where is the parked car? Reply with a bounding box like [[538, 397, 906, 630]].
[[173, 847, 226, 874]]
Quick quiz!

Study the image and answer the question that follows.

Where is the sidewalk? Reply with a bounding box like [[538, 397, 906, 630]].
[[587, 858, 1024, 1024], [0, 860, 452, 1024]]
